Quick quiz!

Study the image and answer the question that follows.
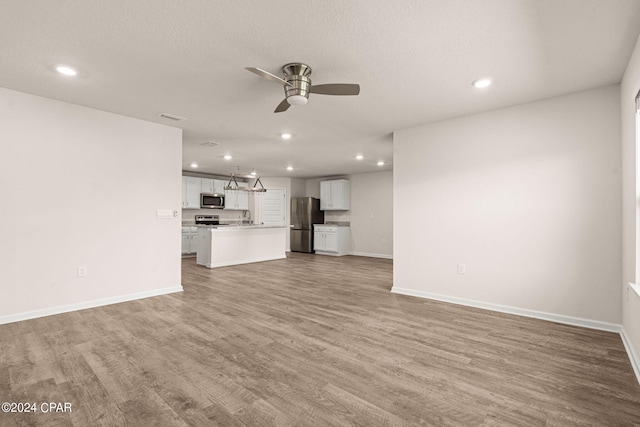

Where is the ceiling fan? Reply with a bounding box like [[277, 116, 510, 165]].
[[245, 63, 360, 113]]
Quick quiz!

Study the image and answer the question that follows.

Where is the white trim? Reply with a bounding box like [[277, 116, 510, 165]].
[[350, 251, 393, 259], [314, 251, 347, 257], [629, 282, 640, 298], [0, 286, 183, 325], [390, 287, 621, 333], [620, 326, 640, 385]]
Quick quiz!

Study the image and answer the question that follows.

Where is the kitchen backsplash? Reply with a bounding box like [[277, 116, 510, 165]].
[[324, 212, 351, 223], [181, 208, 251, 224]]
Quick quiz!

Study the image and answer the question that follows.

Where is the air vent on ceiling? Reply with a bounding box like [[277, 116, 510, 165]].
[[158, 112, 187, 121], [200, 141, 220, 147]]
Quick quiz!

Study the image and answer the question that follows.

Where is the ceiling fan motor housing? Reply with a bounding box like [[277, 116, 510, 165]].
[[283, 63, 312, 105]]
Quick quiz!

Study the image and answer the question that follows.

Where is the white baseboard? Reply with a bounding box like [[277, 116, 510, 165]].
[[350, 251, 393, 259], [314, 251, 348, 257], [390, 287, 621, 333], [620, 326, 640, 385], [0, 286, 184, 325]]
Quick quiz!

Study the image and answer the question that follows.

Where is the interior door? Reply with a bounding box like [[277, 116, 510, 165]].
[[260, 188, 286, 225]]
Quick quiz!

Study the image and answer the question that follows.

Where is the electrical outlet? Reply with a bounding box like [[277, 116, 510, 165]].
[[457, 263, 466, 275], [78, 265, 88, 277]]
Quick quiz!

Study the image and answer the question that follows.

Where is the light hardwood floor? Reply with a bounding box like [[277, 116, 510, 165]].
[[1, 253, 640, 426]]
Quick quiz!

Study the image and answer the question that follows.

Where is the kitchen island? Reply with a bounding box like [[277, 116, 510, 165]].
[[196, 224, 288, 268]]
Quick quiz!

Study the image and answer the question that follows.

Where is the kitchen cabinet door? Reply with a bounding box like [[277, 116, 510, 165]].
[[324, 230, 338, 252], [314, 230, 325, 251], [320, 181, 331, 210], [182, 177, 187, 208], [224, 189, 249, 210], [189, 227, 198, 253], [182, 227, 198, 255], [320, 179, 350, 210], [224, 190, 237, 209], [201, 178, 214, 194], [213, 179, 226, 194], [181, 231, 190, 254], [183, 176, 201, 209], [236, 191, 249, 210]]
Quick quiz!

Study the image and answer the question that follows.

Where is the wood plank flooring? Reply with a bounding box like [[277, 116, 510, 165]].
[[1, 253, 640, 426]]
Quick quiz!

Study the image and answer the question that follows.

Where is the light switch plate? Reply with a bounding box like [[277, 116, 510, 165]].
[[156, 209, 176, 219]]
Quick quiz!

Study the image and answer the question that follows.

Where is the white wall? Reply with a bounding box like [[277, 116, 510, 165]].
[[621, 34, 640, 368], [306, 171, 394, 258], [305, 178, 323, 199], [394, 85, 621, 324], [0, 87, 183, 322], [291, 178, 306, 198]]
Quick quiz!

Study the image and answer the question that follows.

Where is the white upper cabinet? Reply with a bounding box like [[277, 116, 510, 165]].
[[183, 175, 250, 210], [320, 179, 350, 210], [225, 182, 249, 210], [213, 179, 226, 194], [183, 176, 201, 209], [201, 178, 214, 194], [201, 178, 227, 194]]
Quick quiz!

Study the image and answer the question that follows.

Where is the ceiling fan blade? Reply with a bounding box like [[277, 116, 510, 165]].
[[310, 83, 360, 96], [274, 99, 290, 113], [245, 67, 293, 87]]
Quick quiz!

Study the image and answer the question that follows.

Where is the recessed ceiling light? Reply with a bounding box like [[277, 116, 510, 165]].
[[472, 78, 493, 89], [190, 162, 198, 168], [377, 161, 385, 166], [250, 169, 257, 176], [281, 133, 292, 140], [355, 155, 364, 160], [223, 155, 232, 160], [286, 166, 293, 171], [55, 65, 77, 76]]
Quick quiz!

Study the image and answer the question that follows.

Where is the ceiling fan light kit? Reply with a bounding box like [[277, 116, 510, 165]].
[[287, 94, 308, 106], [246, 62, 360, 113]]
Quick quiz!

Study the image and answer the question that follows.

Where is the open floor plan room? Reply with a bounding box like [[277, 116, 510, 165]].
[[1, 254, 639, 426]]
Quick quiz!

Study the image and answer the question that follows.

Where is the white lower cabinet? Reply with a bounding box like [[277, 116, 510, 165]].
[[181, 226, 198, 255], [314, 225, 350, 256]]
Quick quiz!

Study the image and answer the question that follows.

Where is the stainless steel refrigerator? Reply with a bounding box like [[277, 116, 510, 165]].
[[290, 197, 324, 253]]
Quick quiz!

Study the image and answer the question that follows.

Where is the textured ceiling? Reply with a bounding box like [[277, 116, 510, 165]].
[[1, 0, 640, 178]]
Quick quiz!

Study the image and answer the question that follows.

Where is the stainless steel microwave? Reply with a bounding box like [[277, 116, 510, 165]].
[[200, 193, 224, 209]]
